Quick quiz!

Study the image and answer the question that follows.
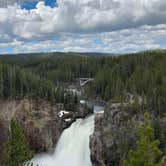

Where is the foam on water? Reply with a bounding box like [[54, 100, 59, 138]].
[[28, 115, 94, 166]]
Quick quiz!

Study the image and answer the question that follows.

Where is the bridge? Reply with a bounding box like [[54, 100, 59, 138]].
[[79, 78, 94, 87]]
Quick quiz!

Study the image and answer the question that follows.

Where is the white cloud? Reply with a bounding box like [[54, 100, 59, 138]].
[[9, 24, 166, 54], [0, 0, 166, 53], [1, 0, 166, 39]]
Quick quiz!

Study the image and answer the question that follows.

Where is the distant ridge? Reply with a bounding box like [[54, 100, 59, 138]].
[[0, 49, 165, 61]]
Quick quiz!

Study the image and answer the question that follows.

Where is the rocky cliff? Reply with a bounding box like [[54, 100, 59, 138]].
[[90, 104, 166, 166], [0, 99, 64, 153], [0, 98, 91, 155]]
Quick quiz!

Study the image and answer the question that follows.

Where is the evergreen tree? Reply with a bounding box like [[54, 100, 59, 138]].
[[2, 120, 33, 166], [123, 113, 166, 166]]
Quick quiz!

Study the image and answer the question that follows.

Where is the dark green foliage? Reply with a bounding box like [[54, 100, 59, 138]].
[[2, 120, 33, 166], [0, 51, 165, 165], [0, 64, 77, 111], [153, 118, 166, 153], [64, 91, 79, 112], [0, 64, 56, 100], [87, 53, 166, 116], [0, 51, 165, 115], [123, 113, 166, 166]]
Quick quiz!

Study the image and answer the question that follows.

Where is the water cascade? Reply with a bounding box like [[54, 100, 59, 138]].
[[28, 115, 94, 166]]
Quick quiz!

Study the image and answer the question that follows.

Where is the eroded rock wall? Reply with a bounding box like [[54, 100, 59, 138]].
[[90, 106, 144, 166], [0, 99, 66, 154]]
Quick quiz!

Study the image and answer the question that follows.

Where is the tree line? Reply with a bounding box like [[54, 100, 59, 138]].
[[0, 50, 165, 166]]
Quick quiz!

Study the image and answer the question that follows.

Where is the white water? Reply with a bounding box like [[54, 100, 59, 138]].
[[28, 115, 94, 166]]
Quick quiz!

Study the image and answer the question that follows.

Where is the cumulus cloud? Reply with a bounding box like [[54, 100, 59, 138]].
[[6, 24, 165, 54], [0, 0, 166, 53], [1, 0, 166, 38]]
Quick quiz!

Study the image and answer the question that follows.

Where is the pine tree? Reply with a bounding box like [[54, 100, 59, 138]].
[[132, 95, 140, 113], [123, 112, 166, 166], [2, 120, 33, 166]]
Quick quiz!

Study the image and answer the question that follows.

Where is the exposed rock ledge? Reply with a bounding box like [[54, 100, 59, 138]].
[[90, 105, 144, 166], [0, 99, 91, 155], [90, 104, 166, 166]]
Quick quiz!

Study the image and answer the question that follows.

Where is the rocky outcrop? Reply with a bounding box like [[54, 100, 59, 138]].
[[0, 99, 64, 153], [0, 98, 91, 155], [90, 105, 145, 166]]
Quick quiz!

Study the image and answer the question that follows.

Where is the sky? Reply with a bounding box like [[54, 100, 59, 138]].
[[0, 0, 166, 54]]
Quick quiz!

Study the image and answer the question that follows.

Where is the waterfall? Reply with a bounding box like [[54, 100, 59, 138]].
[[28, 115, 94, 166]]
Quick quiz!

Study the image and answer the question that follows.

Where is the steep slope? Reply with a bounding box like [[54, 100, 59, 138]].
[[90, 104, 166, 166]]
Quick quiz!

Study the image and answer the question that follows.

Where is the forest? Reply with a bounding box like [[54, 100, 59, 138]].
[[0, 50, 166, 166], [0, 50, 165, 115]]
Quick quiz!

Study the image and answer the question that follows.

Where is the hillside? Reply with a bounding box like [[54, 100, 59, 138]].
[[0, 50, 165, 166]]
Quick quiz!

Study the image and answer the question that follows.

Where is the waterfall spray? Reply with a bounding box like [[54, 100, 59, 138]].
[[28, 115, 94, 166]]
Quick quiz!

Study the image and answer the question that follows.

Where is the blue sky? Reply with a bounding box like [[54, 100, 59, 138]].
[[22, 0, 56, 10], [0, 0, 166, 54]]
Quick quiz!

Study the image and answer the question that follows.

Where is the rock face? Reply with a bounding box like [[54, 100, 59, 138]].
[[90, 106, 144, 166], [0, 98, 92, 155], [0, 99, 63, 153], [14, 99, 65, 153], [0, 99, 82, 154]]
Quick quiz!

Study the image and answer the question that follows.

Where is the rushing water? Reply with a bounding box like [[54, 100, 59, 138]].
[[28, 115, 94, 166]]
